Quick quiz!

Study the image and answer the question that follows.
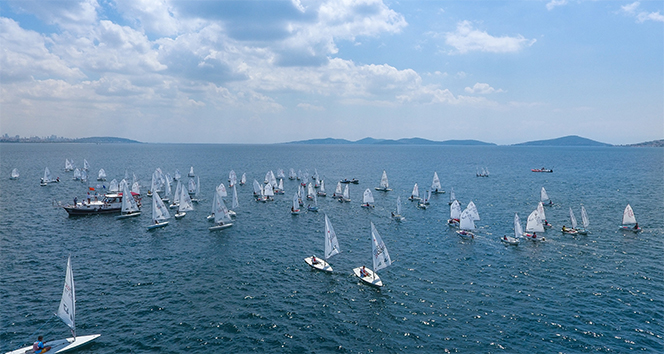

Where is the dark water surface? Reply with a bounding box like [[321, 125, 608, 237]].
[[1, 143, 662, 353]]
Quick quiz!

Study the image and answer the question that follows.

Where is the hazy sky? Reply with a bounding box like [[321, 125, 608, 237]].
[[1, 0, 662, 144]]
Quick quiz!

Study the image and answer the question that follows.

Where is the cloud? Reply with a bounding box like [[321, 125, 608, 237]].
[[8, 0, 99, 33], [445, 21, 535, 54], [620, 2, 664, 23], [546, 0, 567, 11], [464, 83, 504, 94], [297, 103, 325, 111]]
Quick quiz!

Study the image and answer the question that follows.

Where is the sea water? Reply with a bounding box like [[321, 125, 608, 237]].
[[1, 143, 662, 353]]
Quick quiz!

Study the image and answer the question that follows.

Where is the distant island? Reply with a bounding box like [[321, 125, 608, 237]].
[[0, 135, 142, 144], [512, 135, 612, 147], [285, 137, 496, 146], [622, 139, 664, 148]]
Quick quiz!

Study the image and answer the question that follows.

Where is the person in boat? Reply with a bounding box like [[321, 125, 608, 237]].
[[312, 256, 318, 264], [504, 235, 508, 241], [360, 266, 368, 277], [634, 223, 639, 230], [532, 232, 537, 238], [33, 336, 51, 353], [73, 197, 77, 207], [562, 225, 566, 232]]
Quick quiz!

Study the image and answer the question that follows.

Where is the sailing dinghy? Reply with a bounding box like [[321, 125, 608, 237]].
[[392, 196, 405, 222], [578, 206, 589, 235], [97, 169, 106, 181], [448, 188, 457, 205], [375, 170, 392, 191], [501, 213, 521, 245], [619, 204, 641, 233], [339, 184, 351, 203], [116, 183, 141, 219], [408, 183, 420, 201], [561, 207, 579, 234], [290, 192, 301, 215], [188, 166, 195, 177], [456, 208, 476, 239], [540, 187, 552, 206], [147, 190, 170, 229], [10, 168, 19, 180], [307, 193, 319, 212], [175, 184, 194, 219], [317, 180, 326, 197], [240, 173, 246, 186], [361, 188, 375, 208], [209, 195, 233, 231], [431, 172, 444, 194], [332, 181, 343, 199], [40, 167, 57, 186], [304, 214, 340, 272], [6, 256, 100, 354], [353, 222, 392, 287], [447, 200, 461, 226], [524, 210, 545, 241], [537, 201, 553, 228]]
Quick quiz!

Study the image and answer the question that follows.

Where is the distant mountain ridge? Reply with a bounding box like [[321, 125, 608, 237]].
[[285, 137, 496, 146], [512, 135, 611, 147]]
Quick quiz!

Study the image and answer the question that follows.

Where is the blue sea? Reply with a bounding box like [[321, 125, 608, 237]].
[[1, 143, 662, 353]]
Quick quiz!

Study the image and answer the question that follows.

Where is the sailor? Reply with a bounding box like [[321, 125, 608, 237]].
[[360, 266, 368, 277], [33, 336, 51, 354], [312, 256, 318, 264]]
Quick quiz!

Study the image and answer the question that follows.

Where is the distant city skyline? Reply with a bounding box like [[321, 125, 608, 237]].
[[0, 0, 662, 145]]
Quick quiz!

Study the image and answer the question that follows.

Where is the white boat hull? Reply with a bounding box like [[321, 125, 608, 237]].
[[209, 223, 233, 231], [374, 187, 392, 192], [619, 226, 642, 233], [456, 230, 475, 239], [500, 236, 520, 245], [174, 212, 186, 219], [148, 221, 169, 230], [116, 211, 141, 219], [304, 257, 332, 272], [353, 267, 383, 287], [524, 233, 545, 242], [5, 334, 101, 354]]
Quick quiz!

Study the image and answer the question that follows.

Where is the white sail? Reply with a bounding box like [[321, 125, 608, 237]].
[[232, 185, 239, 209], [264, 183, 274, 197], [411, 183, 419, 198], [537, 201, 547, 221], [569, 207, 578, 229], [292, 192, 300, 210], [83, 159, 90, 171], [163, 178, 172, 200], [343, 184, 350, 199], [466, 201, 480, 221], [324, 214, 340, 260], [581, 206, 589, 229], [450, 188, 456, 203], [109, 179, 119, 193], [240, 173, 247, 185], [73, 168, 81, 180], [98, 169, 106, 180], [319, 180, 325, 193], [151, 170, 159, 193], [450, 200, 461, 219], [188, 166, 195, 177], [152, 190, 170, 222], [229, 170, 237, 186], [118, 179, 128, 194], [514, 213, 524, 238], [371, 222, 392, 272], [80, 170, 88, 182], [253, 180, 263, 196], [622, 204, 637, 225], [289, 168, 296, 179], [396, 196, 402, 215], [277, 169, 285, 179], [459, 209, 475, 230], [174, 169, 181, 181], [526, 210, 544, 232], [187, 178, 196, 194], [307, 183, 315, 198], [278, 178, 284, 191], [363, 188, 374, 204], [213, 196, 232, 224], [65, 159, 74, 171], [195, 176, 200, 197], [210, 190, 220, 214], [431, 172, 442, 191], [335, 181, 343, 195], [173, 182, 182, 205], [217, 182, 228, 197], [540, 187, 550, 203], [57, 256, 76, 335], [43, 167, 52, 183], [269, 171, 277, 188], [11, 168, 19, 179], [179, 185, 194, 212], [379, 170, 389, 189]]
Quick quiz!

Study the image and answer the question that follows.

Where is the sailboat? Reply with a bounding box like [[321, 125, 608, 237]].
[[72, 168, 81, 181], [240, 173, 247, 186], [466, 201, 480, 221], [277, 169, 286, 179], [578, 206, 590, 235], [173, 169, 181, 182], [290, 192, 301, 215], [209, 195, 233, 231], [448, 187, 457, 205], [288, 168, 297, 180], [537, 201, 553, 228], [64, 159, 74, 172], [408, 183, 420, 201], [562, 207, 579, 235], [375, 170, 392, 191], [456, 208, 476, 239], [80, 170, 88, 183], [447, 200, 461, 226], [524, 210, 545, 241], [274, 179, 285, 194], [116, 183, 141, 219], [82, 159, 90, 171], [207, 189, 221, 221], [191, 176, 201, 203], [339, 184, 351, 203], [253, 180, 266, 202], [228, 170, 237, 187], [501, 213, 521, 245], [304, 214, 340, 272], [188, 166, 195, 177], [431, 172, 444, 194], [229, 185, 239, 218], [417, 190, 429, 209], [332, 181, 343, 199], [40, 167, 56, 186], [307, 183, 315, 200], [619, 204, 641, 233], [392, 196, 405, 222], [540, 187, 553, 206], [97, 169, 106, 181], [317, 180, 326, 197], [147, 190, 170, 229], [263, 182, 275, 201], [10, 168, 19, 180], [353, 222, 392, 287], [361, 188, 375, 208], [6, 256, 101, 354], [307, 193, 319, 212], [174, 184, 194, 219]]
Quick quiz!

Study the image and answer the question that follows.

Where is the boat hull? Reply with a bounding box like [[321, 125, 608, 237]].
[[353, 267, 383, 287], [209, 223, 233, 231], [5, 334, 101, 354], [116, 212, 141, 219], [304, 257, 332, 272], [64, 206, 121, 216], [456, 230, 475, 239], [619, 226, 642, 233], [500, 236, 520, 245], [148, 221, 169, 230]]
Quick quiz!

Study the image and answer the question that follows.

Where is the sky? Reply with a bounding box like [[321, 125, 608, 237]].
[[0, 0, 662, 144]]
